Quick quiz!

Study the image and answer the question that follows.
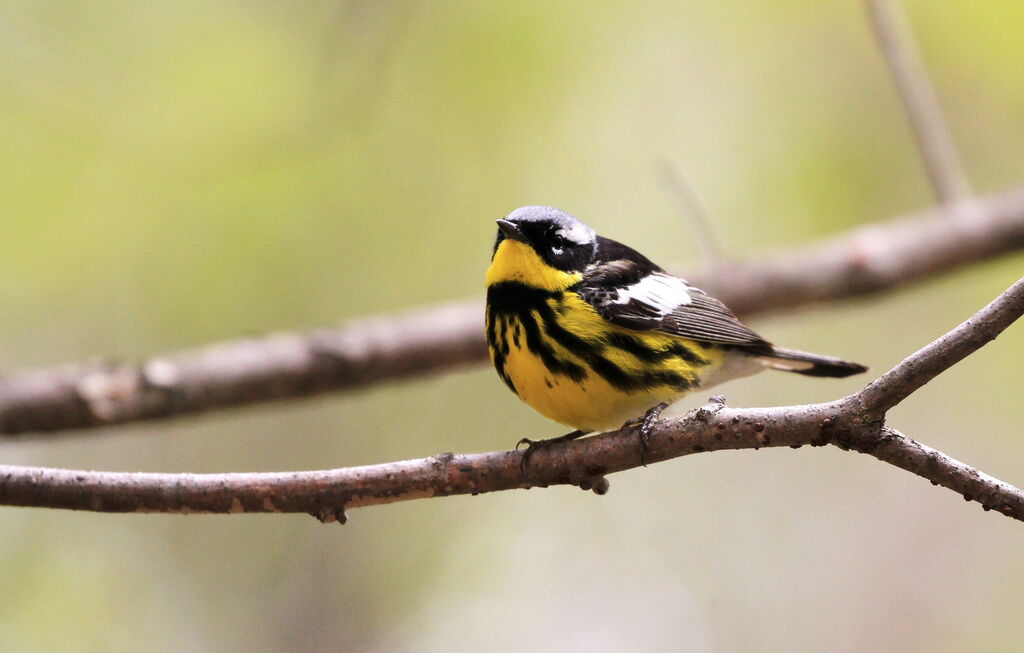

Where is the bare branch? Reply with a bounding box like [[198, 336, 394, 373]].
[[2, 187, 1023, 438], [867, 0, 971, 203], [1, 276, 1022, 521], [698, 187, 1024, 315], [860, 276, 1024, 414], [0, 301, 487, 436], [852, 426, 1024, 516]]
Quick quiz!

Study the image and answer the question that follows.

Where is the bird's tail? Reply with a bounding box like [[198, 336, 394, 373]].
[[758, 347, 868, 378]]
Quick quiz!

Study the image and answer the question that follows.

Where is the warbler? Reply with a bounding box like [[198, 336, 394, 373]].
[[485, 205, 867, 458]]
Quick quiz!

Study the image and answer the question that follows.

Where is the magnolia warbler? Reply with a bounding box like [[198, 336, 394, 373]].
[[485, 205, 867, 461]]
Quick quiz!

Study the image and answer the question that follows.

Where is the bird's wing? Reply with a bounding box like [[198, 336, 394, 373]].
[[577, 260, 770, 347]]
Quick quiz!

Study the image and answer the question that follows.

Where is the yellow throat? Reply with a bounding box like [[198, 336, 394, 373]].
[[486, 240, 582, 292]]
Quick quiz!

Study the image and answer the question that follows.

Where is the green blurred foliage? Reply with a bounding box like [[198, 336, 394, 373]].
[[1, 1, 1023, 651]]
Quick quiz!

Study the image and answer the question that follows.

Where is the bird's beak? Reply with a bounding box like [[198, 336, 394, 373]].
[[496, 219, 528, 244]]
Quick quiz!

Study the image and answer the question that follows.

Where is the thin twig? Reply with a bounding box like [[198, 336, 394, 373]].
[[860, 276, 1024, 414], [1, 276, 1022, 521], [867, 0, 971, 203], [854, 426, 1024, 515], [2, 187, 1024, 438], [658, 159, 725, 264]]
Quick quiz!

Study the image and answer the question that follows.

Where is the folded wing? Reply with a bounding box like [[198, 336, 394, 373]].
[[578, 258, 770, 348]]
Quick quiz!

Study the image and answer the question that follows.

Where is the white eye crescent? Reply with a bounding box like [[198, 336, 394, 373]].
[[555, 223, 594, 245], [551, 246, 563, 255]]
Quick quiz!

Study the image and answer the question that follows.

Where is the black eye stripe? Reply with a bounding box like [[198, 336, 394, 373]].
[[495, 216, 595, 272]]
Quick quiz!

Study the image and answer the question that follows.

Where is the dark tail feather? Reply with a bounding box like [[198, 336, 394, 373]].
[[758, 347, 868, 378]]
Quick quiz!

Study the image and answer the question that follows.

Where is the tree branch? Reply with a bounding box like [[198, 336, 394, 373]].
[[1, 276, 1021, 522], [860, 276, 1024, 414], [3, 187, 1024, 438], [867, 0, 971, 203]]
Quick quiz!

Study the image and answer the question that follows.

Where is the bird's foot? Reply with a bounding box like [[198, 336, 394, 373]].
[[516, 430, 588, 472], [622, 402, 669, 466]]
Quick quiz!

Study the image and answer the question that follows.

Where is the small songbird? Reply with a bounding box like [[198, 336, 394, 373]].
[[485, 205, 867, 459]]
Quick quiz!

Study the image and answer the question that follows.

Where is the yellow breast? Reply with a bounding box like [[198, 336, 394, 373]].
[[486, 287, 725, 432]]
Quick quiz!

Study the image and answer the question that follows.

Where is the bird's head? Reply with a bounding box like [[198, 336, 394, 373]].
[[486, 206, 598, 290]]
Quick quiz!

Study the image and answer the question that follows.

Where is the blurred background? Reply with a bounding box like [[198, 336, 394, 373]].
[[1, 1, 1023, 651]]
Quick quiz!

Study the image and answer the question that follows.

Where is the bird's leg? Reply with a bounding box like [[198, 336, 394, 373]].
[[516, 430, 588, 472], [622, 402, 670, 466]]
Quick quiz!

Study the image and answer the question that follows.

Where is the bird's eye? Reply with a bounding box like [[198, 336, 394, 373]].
[[550, 235, 567, 253]]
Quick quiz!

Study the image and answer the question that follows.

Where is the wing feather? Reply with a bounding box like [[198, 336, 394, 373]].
[[577, 257, 770, 349]]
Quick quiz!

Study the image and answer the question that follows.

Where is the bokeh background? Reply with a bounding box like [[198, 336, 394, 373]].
[[2, 1, 1023, 651]]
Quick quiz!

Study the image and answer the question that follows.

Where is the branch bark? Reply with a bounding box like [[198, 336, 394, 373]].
[[1, 276, 1021, 522], [3, 187, 1024, 438]]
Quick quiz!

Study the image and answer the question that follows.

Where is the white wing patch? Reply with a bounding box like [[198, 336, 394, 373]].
[[613, 274, 692, 314]]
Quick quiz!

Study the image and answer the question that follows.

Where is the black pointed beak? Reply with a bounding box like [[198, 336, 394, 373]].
[[496, 219, 528, 244]]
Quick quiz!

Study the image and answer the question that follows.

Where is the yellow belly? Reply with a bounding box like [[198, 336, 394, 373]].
[[488, 292, 727, 432], [501, 343, 694, 431]]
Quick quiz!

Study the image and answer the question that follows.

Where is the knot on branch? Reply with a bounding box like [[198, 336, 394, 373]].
[[693, 394, 727, 422], [832, 416, 889, 453], [578, 475, 610, 495], [311, 504, 348, 525], [78, 360, 188, 424]]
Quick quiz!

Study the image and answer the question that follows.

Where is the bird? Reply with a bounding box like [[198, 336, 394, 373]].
[[484, 205, 868, 464]]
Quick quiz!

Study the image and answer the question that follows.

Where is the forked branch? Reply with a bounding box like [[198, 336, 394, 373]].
[[1, 277, 1021, 522]]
